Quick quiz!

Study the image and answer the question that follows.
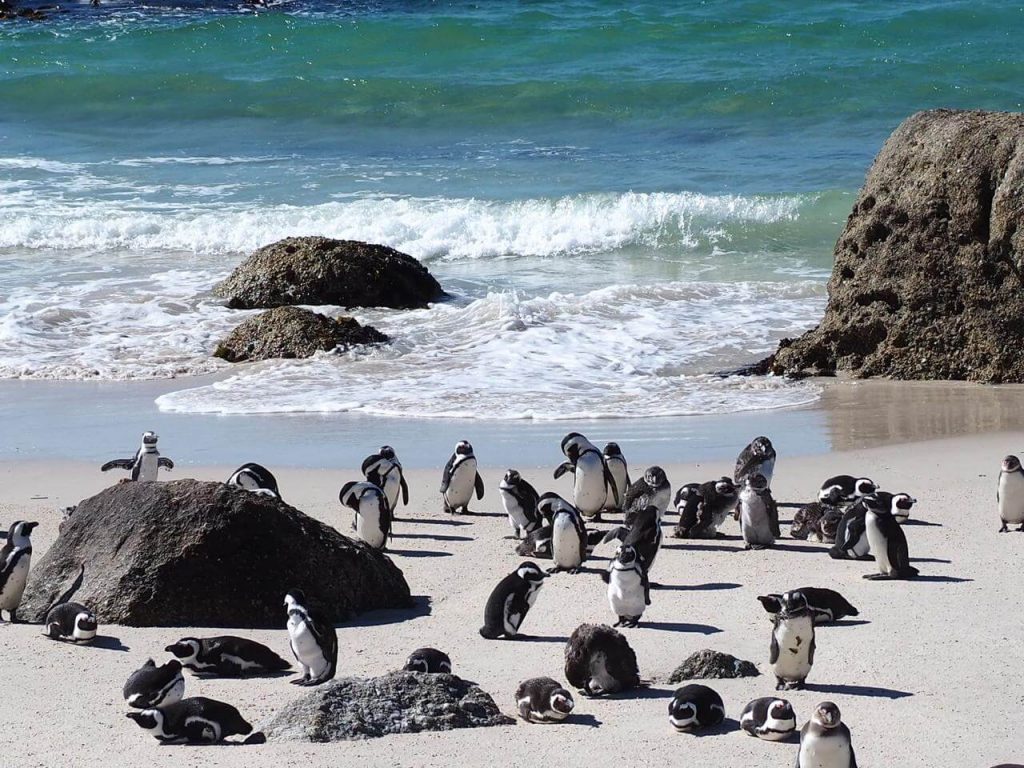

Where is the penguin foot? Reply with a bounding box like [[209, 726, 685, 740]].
[[1018, 524, 1024, 532], [9, 611, 18, 624], [290, 677, 309, 686], [999, 524, 1009, 532], [783, 680, 805, 691], [774, 677, 785, 691]]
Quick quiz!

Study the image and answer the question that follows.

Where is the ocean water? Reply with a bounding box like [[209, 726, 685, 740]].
[[1, 1, 1021, 422]]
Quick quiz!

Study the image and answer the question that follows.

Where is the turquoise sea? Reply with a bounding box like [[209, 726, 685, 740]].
[[0, 1, 1022, 458]]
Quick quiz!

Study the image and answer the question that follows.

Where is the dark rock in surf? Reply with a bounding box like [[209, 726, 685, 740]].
[[213, 306, 388, 363], [258, 671, 513, 741], [770, 109, 1024, 383], [668, 649, 759, 683], [214, 236, 446, 310], [20, 479, 412, 627]]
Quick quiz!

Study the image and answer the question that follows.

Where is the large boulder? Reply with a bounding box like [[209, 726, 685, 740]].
[[20, 480, 412, 627], [213, 306, 389, 363], [668, 649, 759, 683], [771, 109, 1024, 382], [214, 237, 446, 310], [260, 671, 514, 742]]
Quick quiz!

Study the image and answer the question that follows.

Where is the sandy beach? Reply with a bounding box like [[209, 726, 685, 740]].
[[1, 429, 1020, 767]]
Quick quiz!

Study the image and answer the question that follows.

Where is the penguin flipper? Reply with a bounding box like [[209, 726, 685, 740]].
[[553, 461, 573, 480], [603, 462, 621, 508], [101, 459, 134, 472], [767, 493, 781, 538], [641, 567, 651, 605], [439, 455, 455, 494], [807, 632, 816, 666], [769, 626, 780, 664], [158, 457, 174, 470], [849, 740, 858, 768], [400, 475, 409, 506], [474, 472, 485, 500]]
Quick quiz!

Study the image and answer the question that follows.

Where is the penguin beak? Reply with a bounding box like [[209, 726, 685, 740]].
[[24, 522, 38, 533]]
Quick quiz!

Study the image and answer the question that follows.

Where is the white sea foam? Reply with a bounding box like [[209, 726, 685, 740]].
[[0, 190, 812, 263]]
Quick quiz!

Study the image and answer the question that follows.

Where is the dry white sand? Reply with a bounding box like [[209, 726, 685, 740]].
[[1, 432, 1022, 767]]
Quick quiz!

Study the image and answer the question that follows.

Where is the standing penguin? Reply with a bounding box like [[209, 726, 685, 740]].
[[339, 481, 392, 550], [226, 463, 282, 500], [0, 520, 37, 623], [440, 440, 484, 515], [499, 469, 543, 538], [739, 473, 780, 550], [284, 590, 338, 686], [766, 591, 815, 691], [998, 455, 1024, 532], [862, 493, 919, 580], [606, 544, 650, 627], [797, 702, 858, 768], [603, 505, 663, 573], [554, 432, 618, 521], [538, 492, 588, 574], [695, 477, 739, 537], [479, 562, 547, 639], [123, 659, 185, 709], [515, 677, 575, 723], [564, 623, 640, 696], [362, 445, 409, 514], [622, 466, 672, 525], [602, 442, 630, 514], [740, 697, 797, 741], [101, 431, 174, 482], [828, 499, 872, 560], [671, 483, 704, 538], [735, 436, 776, 487], [668, 684, 726, 733]]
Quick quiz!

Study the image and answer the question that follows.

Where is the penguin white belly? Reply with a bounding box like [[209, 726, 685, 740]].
[[0, 551, 31, 610], [587, 651, 616, 694], [999, 472, 1024, 524], [608, 568, 645, 618], [551, 517, 582, 569], [799, 733, 851, 768], [500, 492, 530, 534], [740, 494, 773, 547], [445, 460, 477, 508], [573, 455, 607, 516], [772, 617, 813, 681], [138, 453, 159, 482], [289, 619, 329, 677], [604, 463, 627, 509], [651, 487, 671, 516], [865, 512, 891, 573], [355, 502, 386, 549], [759, 457, 776, 486]]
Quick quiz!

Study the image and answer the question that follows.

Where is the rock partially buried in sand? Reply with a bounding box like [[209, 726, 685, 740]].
[[213, 306, 389, 363], [214, 236, 446, 310], [20, 480, 412, 627], [668, 649, 759, 683], [259, 671, 514, 741], [769, 109, 1024, 383]]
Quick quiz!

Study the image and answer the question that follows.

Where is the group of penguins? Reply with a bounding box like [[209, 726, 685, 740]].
[[4, 429, 1024, 764]]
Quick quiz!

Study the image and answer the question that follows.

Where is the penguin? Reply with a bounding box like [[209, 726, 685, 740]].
[[101, 431, 174, 482], [516, 524, 553, 559], [124, 659, 186, 709], [564, 623, 640, 696], [0, 520, 37, 623], [125, 697, 254, 744], [766, 590, 815, 690], [998, 454, 1024, 532], [42, 602, 97, 643], [606, 544, 650, 627], [479, 561, 547, 639], [538, 492, 588, 574], [339, 480, 392, 550], [165, 636, 291, 677], [403, 647, 452, 674], [695, 477, 739, 537], [757, 587, 859, 625], [740, 697, 797, 741], [285, 590, 338, 686], [791, 498, 843, 543], [554, 432, 618, 521], [622, 466, 671, 525], [440, 440, 484, 514], [602, 442, 630, 513], [739, 473, 780, 550], [362, 445, 409, 514], [818, 475, 876, 505], [602, 505, 663, 572], [668, 684, 726, 732], [499, 469, 542, 538], [226, 462, 282, 500], [797, 701, 858, 768], [735, 435, 776, 487], [862, 493, 919, 580], [515, 677, 576, 723], [828, 499, 871, 560], [671, 483, 704, 538]]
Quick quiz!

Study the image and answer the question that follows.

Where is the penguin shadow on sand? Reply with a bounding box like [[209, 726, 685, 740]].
[[563, 713, 601, 728], [804, 682, 913, 699], [343, 595, 432, 628], [902, 518, 943, 527], [688, 718, 742, 737], [662, 542, 745, 554], [649, 581, 742, 592], [390, 532, 474, 543], [635, 621, 722, 635], [73, 635, 129, 652], [509, 634, 570, 644], [386, 548, 454, 558]]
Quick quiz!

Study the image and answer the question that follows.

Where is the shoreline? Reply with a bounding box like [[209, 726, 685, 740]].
[[1, 431, 1021, 766]]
